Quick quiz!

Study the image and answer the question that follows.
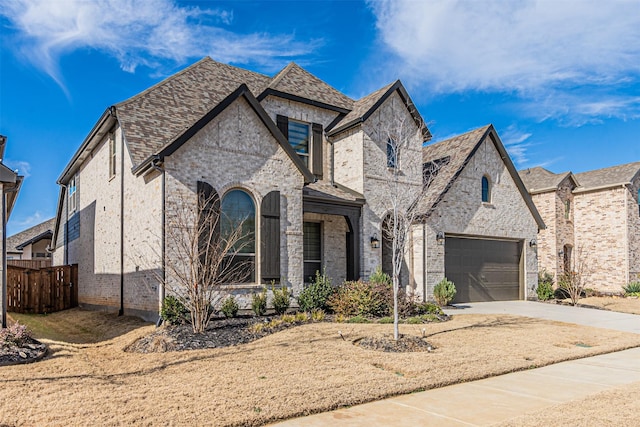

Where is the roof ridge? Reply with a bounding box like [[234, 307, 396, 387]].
[[268, 62, 296, 89]]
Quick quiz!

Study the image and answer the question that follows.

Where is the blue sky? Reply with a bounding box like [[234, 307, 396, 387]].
[[1, 0, 639, 235]]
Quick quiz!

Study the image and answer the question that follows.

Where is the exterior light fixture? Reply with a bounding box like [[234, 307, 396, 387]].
[[558, 250, 564, 257], [436, 231, 445, 245], [529, 239, 537, 248], [370, 234, 380, 249]]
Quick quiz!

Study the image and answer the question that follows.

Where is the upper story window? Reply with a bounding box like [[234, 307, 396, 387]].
[[288, 120, 310, 167], [68, 175, 77, 213], [108, 133, 116, 179], [387, 138, 398, 169], [564, 199, 571, 220], [481, 175, 491, 203], [637, 188, 640, 216]]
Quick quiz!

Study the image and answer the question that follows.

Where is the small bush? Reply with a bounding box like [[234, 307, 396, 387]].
[[272, 283, 291, 315], [414, 301, 443, 316], [433, 278, 456, 306], [160, 296, 188, 325], [252, 288, 267, 316], [328, 280, 389, 318], [346, 315, 370, 323], [623, 282, 640, 296], [310, 309, 325, 322], [221, 295, 239, 318], [0, 322, 31, 347], [369, 266, 391, 286], [295, 312, 309, 322], [554, 285, 570, 300], [281, 314, 296, 323], [537, 281, 554, 301], [378, 316, 394, 324], [249, 323, 265, 334], [406, 316, 424, 324], [298, 269, 334, 312]]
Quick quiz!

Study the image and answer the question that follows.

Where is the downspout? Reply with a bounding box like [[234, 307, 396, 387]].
[[65, 185, 69, 265], [2, 191, 6, 328], [119, 130, 125, 316], [150, 159, 165, 318], [422, 223, 426, 302]]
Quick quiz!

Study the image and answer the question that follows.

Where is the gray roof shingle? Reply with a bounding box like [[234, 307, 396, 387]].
[[518, 167, 573, 193], [574, 162, 640, 191], [6, 218, 56, 253]]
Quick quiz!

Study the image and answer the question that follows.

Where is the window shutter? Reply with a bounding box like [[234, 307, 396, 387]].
[[197, 181, 220, 263], [261, 191, 281, 282], [276, 115, 289, 139], [312, 123, 323, 179]]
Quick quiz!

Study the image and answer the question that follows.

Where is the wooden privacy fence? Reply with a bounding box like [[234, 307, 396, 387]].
[[7, 264, 78, 314], [8, 259, 52, 269]]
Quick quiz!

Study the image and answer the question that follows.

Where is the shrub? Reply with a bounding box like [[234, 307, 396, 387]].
[[0, 322, 31, 347], [406, 316, 424, 324], [554, 282, 571, 300], [160, 296, 188, 325], [433, 278, 456, 306], [378, 316, 394, 324], [414, 302, 443, 316], [272, 283, 291, 315], [346, 315, 370, 323], [369, 266, 391, 286], [281, 314, 296, 323], [295, 312, 309, 322], [221, 295, 239, 318], [298, 269, 334, 312], [328, 280, 389, 318], [310, 308, 325, 322], [623, 281, 640, 296], [252, 288, 267, 316], [537, 281, 554, 301]]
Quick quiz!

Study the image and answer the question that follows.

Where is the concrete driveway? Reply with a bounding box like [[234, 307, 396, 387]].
[[270, 301, 640, 427]]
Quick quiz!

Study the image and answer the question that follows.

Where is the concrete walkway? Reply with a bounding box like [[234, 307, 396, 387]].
[[270, 301, 640, 426]]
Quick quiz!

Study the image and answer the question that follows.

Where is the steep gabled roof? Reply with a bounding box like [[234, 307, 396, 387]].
[[261, 62, 354, 111], [6, 217, 55, 253], [116, 57, 272, 169], [418, 125, 545, 229], [518, 167, 578, 194], [574, 161, 640, 192], [326, 80, 431, 140]]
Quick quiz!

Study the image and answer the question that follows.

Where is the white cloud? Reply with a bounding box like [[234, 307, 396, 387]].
[[368, 0, 640, 123], [4, 159, 31, 178], [9, 211, 45, 234], [501, 125, 533, 167], [1, 0, 318, 89]]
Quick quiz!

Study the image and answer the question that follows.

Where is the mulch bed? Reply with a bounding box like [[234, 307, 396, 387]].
[[356, 335, 434, 352], [0, 337, 47, 366]]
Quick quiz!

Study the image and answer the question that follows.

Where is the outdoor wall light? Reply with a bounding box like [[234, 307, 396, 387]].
[[370, 234, 380, 249], [436, 231, 445, 245], [529, 239, 537, 248], [558, 250, 564, 257]]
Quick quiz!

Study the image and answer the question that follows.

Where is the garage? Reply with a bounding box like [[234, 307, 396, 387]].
[[444, 236, 522, 303]]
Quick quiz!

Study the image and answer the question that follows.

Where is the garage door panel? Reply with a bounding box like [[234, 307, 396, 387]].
[[444, 237, 521, 303]]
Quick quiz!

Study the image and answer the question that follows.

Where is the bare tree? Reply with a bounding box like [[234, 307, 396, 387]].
[[161, 186, 252, 333], [377, 103, 441, 341], [558, 247, 590, 306]]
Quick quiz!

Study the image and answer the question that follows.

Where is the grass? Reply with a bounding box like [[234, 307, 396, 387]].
[[576, 296, 640, 315], [2, 308, 640, 426]]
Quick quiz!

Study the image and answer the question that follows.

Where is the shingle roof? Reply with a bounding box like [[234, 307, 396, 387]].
[[518, 167, 574, 193], [6, 218, 55, 253], [115, 57, 272, 168], [574, 161, 640, 191], [330, 82, 395, 131], [417, 125, 492, 215], [303, 181, 365, 204], [267, 63, 354, 111]]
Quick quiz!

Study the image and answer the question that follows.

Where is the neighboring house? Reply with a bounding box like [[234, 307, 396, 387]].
[[51, 58, 543, 321], [6, 218, 55, 261], [520, 162, 640, 293], [0, 135, 23, 327]]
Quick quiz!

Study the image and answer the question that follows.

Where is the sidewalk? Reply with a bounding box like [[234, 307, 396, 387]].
[[270, 302, 640, 426]]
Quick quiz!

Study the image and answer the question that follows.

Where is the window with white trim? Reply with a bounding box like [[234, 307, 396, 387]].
[[108, 133, 116, 179], [288, 120, 310, 167], [68, 175, 77, 213]]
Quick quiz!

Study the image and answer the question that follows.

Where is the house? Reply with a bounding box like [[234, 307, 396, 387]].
[[519, 162, 640, 293], [51, 58, 543, 321], [0, 135, 24, 327], [6, 218, 55, 261]]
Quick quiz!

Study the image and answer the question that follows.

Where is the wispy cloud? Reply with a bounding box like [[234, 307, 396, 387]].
[[368, 0, 640, 124], [3, 159, 31, 178], [9, 211, 45, 235], [501, 125, 533, 167], [1, 0, 319, 91]]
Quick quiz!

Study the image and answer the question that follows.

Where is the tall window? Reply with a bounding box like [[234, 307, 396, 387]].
[[68, 175, 77, 213], [303, 222, 321, 282], [481, 175, 491, 203], [288, 120, 310, 166], [108, 133, 116, 179], [386, 138, 398, 169], [637, 188, 640, 216], [564, 199, 571, 220], [221, 189, 255, 283]]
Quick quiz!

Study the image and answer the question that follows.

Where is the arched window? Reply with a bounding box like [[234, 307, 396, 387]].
[[481, 176, 491, 203], [221, 189, 255, 282]]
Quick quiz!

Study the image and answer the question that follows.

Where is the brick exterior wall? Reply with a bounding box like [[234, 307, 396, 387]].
[[302, 212, 348, 284], [333, 129, 365, 194], [414, 137, 539, 300], [164, 96, 305, 307], [574, 187, 628, 293], [628, 176, 640, 284]]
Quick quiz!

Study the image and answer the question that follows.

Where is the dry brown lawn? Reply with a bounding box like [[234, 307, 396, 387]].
[[497, 380, 640, 426], [2, 309, 640, 426], [579, 296, 640, 315]]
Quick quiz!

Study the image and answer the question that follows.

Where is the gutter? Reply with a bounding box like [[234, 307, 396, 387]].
[[573, 182, 631, 194], [119, 127, 125, 316]]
